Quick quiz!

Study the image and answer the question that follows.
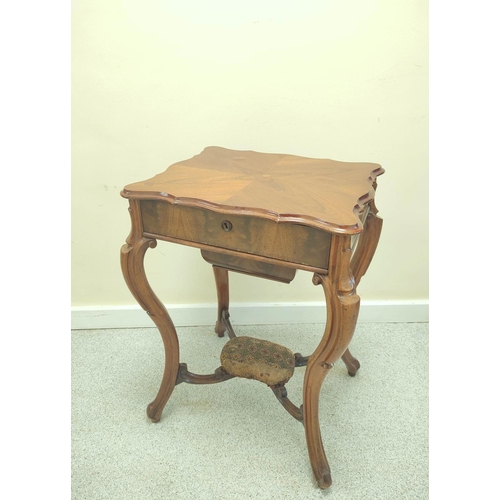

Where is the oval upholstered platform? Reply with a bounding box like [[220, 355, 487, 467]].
[[220, 336, 295, 387]]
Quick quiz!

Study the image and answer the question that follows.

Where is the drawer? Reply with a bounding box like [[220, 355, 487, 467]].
[[201, 249, 297, 283], [140, 200, 331, 270]]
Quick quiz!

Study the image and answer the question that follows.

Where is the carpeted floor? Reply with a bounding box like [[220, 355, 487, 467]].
[[72, 322, 428, 499]]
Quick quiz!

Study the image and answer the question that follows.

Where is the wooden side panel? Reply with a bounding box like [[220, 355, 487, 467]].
[[141, 200, 330, 270]]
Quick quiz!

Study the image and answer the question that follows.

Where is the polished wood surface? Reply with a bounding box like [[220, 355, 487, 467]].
[[122, 146, 384, 234], [141, 200, 331, 270], [120, 147, 384, 490]]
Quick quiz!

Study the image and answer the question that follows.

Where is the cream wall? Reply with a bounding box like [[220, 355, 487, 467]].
[[72, 0, 428, 307]]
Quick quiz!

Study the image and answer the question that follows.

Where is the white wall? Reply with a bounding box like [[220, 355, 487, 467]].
[[72, 0, 428, 308]]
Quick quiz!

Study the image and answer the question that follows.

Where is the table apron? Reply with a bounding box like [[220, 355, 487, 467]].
[[142, 231, 329, 275], [140, 200, 331, 271]]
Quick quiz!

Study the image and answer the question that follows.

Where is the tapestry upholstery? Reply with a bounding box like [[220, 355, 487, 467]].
[[220, 336, 295, 387]]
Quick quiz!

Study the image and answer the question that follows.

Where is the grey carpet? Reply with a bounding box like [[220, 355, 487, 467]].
[[72, 322, 428, 499]]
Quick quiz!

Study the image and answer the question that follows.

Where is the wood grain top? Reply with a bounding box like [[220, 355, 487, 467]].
[[122, 146, 384, 234]]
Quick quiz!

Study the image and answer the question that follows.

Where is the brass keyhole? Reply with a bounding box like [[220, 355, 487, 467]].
[[221, 220, 233, 232]]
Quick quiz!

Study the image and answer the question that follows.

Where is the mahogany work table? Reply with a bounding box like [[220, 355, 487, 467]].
[[120, 146, 384, 489]]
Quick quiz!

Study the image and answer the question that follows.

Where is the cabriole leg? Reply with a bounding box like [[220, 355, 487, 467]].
[[303, 236, 360, 489], [339, 208, 383, 376], [120, 200, 180, 423], [213, 266, 229, 337]]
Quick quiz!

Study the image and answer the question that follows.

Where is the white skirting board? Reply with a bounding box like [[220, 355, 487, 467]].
[[71, 300, 429, 330]]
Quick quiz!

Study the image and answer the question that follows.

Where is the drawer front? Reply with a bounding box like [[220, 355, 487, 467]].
[[140, 200, 331, 270], [201, 250, 297, 284]]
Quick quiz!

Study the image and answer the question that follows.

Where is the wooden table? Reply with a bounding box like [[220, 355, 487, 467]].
[[120, 146, 384, 489]]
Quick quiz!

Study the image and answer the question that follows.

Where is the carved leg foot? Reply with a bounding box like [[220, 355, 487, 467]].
[[303, 360, 334, 489], [213, 266, 229, 337], [341, 349, 361, 377], [146, 402, 164, 423]]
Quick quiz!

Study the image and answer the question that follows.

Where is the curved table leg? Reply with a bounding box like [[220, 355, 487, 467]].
[[303, 236, 360, 489], [339, 210, 383, 376], [213, 266, 229, 337], [121, 201, 180, 423], [351, 210, 383, 287]]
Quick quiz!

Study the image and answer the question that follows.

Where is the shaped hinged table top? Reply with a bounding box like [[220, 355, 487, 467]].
[[122, 146, 384, 234]]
